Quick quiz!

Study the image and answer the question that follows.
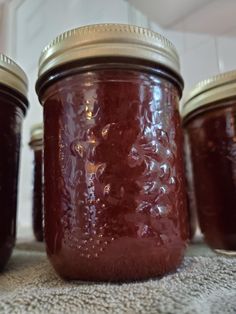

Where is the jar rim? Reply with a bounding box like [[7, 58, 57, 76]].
[[37, 23, 182, 81], [181, 70, 236, 120], [30, 123, 43, 147], [0, 54, 28, 98]]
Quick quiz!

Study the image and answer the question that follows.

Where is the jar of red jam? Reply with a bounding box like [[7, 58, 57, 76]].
[[0, 54, 28, 270], [36, 24, 188, 281], [29, 124, 44, 242], [182, 70, 236, 255]]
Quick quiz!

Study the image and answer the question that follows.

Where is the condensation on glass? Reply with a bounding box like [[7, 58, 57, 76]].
[[182, 70, 236, 255], [29, 123, 44, 242], [0, 54, 28, 270], [36, 24, 189, 281]]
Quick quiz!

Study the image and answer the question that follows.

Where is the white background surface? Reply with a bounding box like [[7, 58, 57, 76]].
[[1, 0, 236, 237]]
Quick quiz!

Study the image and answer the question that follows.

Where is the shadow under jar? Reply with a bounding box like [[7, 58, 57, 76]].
[[182, 70, 236, 255], [0, 54, 28, 271], [29, 124, 44, 242], [36, 24, 188, 281]]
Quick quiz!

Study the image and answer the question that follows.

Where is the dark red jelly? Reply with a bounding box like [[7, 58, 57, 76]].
[[36, 24, 188, 281], [184, 146, 197, 240], [184, 102, 236, 252], [0, 54, 28, 270], [29, 125, 44, 242]]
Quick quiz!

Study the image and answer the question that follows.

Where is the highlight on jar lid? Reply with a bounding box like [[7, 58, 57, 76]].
[[37, 23, 181, 79], [181, 70, 236, 120], [29, 123, 43, 149], [0, 53, 28, 98]]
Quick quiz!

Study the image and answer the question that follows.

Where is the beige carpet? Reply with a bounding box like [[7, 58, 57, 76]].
[[0, 242, 235, 314]]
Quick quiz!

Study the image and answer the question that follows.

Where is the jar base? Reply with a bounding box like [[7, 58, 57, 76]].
[[48, 239, 186, 282], [213, 249, 236, 256], [34, 231, 44, 242], [0, 245, 13, 271], [52, 255, 184, 282]]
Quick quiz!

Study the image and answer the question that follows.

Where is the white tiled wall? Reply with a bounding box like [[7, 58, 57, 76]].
[[2, 0, 236, 236], [216, 36, 236, 73], [181, 37, 219, 91], [150, 22, 236, 95]]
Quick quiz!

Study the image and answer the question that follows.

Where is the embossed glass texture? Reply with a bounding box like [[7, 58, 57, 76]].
[[184, 100, 236, 253], [0, 86, 26, 270], [41, 69, 188, 281]]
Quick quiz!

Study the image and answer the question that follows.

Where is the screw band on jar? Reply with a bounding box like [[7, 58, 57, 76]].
[[0, 54, 28, 99], [36, 24, 184, 97], [38, 24, 181, 77], [29, 123, 43, 151], [181, 70, 236, 122]]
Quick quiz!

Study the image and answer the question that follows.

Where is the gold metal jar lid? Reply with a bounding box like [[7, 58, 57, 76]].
[[0, 54, 28, 98], [182, 70, 236, 120], [29, 123, 43, 149], [37, 23, 181, 80]]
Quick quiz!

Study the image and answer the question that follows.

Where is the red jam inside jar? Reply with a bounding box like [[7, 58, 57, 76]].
[[183, 71, 236, 254], [184, 146, 198, 240], [0, 54, 28, 270], [29, 124, 44, 242], [36, 24, 188, 281]]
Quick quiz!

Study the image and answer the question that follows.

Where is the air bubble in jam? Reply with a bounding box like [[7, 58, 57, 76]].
[[137, 224, 149, 237]]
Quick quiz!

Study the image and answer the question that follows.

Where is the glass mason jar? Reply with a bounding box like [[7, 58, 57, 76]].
[[36, 24, 188, 281], [29, 124, 44, 242], [0, 54, 28, 270], [182, 70, 236, 255]]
